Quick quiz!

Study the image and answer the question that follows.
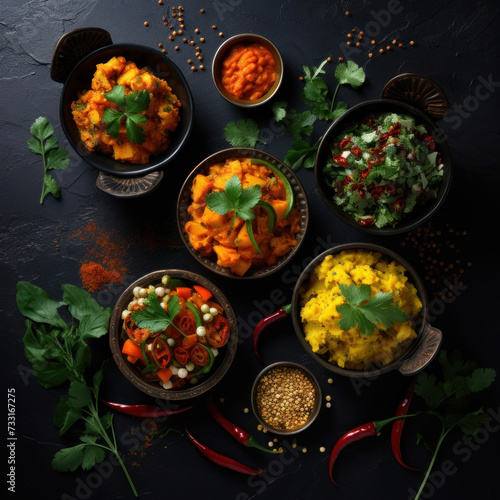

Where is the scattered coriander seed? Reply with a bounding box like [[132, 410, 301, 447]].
[[172, 30, 177, 36], [178, 29, 183, 35], [244, 407, 249, 413], [187, 59, 192, 64], [199, 65, 205, 70], [183, 38, 187, 43], [328, 378, 333, 384], [325, 395, 332, 401], [358, 34, 363, 40], [368, 53, 373, 58], [198, 56, 203, 60], [190, 40, 195, 45], [379, 48, 384, 53], [191, 66, 196, 71], [327, 56, 332, 62], [392, 39, 397, 44], [212, 24, 216, 29], [347, 41, 352, 46], [345, 11, 350, 15], [326, 402, 331, 408], [338, 57, 344, 61], [410, 40, 415, 45], [347, 33, 352, 38], [371, 39, 376, 44], [196, 46, 201, 50], [169, 35, 174, 41], [158, 43, 163, 47], [398, 42, 403, 47], [219, 397, 225, 403], [268, 441, 274, 447], [180, 24, 184, 28], [144, 21, 149, 26], [320, 446, 326, 453], [200, 9, 205, 13], [356, 42, 360, 47], [302, 448, 307, 453], [352, 28, 356, 32], [195, 28, 200, 33], [200, 37, 205, 42], [386, 45, 391, 50], [159, 0, 163, 3], [219, 32, 223, 37]]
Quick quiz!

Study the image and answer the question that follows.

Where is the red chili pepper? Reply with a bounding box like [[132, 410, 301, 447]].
[[385, 183, 397, 195], [393, 199, 405, 212], [370, 186, 384, 199], [339, 137, 352, 149], [332, 154, 349, 167], [363, 115, 375, 126], [100, 400, 193, 418], [391, 377, 419, 471], [357, 217, 374, 227], [184, 424, 262, 475], [252, 304, 292, 362], [387, 122, 401, 136], [358, 188, 366, 199], [207, 395, 276, 454], [367, 157, 380, 166], [351, 145, 362, 156], [342, 176, 351, 185], [361, 166, 371, 178], [329, 414, 417, 486], [423, 135, 435, 149]]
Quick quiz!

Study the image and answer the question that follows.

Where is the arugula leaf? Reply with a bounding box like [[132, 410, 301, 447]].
[[102, 85, 151, 145], [337, 283, 408, 336], [206, 175, 262, 226], [222, 119, 264, 148], [131, 291, 184, 335], [28, 117, 70, 204]]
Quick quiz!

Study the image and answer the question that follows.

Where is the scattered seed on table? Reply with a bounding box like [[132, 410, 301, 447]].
[[320, 446, 326, 453], [200, 9, 205, 14], [199, 64, 205, 70], [191, 66, 196, 71], [144, 21, 149, 26], [345, 11, 350, 15], [195, 28, 200, 33], [379, 48, 384, 53], [328, 378, 333, 384], [410, 40, 415, 45], [175, 46, 179, 50], [212, 25, 217, 29], [368, 53, 373, 58], [199, 37, 205, 42], [347, 33, 352, 38], [219, 32, 223, 37], [338, 57, 343, 62]]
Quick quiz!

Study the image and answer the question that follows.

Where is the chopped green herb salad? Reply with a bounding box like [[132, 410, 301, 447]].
[[323, 112, 444, 228]]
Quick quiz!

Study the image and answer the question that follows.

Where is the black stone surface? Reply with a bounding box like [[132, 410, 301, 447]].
[[2, 1, 499, 499]]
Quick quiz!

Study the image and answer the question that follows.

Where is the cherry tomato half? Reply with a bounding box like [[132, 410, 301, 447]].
[[206, 315, 230, 348]]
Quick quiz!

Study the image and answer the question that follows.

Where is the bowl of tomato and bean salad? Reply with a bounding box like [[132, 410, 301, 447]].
[[109, 270, 237, 400], [314, 97, 452, 235], [212, 33, 283, 107], [177, 148, 309, 279]]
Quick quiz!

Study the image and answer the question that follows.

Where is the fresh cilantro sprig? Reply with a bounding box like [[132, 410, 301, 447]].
[[27, 117, 70, 204], [222, 119, 266, 148], [206, 175, 262, 227], [206, 175, 271, 254], [102, 85, 151, 144], [337, 283, 408, 336], [16, 282, 138, 497], [411, 351, 496, 500], [131, 290, 186, 337]]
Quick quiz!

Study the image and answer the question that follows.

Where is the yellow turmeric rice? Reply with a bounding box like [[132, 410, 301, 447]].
[[299, 249, 422, 370]]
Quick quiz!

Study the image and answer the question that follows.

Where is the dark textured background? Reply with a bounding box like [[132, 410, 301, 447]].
[[2, 1, 499, 499]]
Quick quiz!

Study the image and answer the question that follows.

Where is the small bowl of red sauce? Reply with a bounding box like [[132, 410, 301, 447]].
[[212, 33, 283, 107]]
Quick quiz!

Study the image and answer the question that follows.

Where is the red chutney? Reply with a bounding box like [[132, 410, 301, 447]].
[[221, 43, 276, 101]]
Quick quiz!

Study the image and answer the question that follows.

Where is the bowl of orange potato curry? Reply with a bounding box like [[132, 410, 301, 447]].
[[177, 148, 309, 279], [55, 35, 194, 177]]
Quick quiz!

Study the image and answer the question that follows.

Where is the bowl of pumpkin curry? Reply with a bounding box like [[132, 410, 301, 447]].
[[177, 148, 309, 278]]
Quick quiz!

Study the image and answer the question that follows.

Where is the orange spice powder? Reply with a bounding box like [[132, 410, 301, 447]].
[[221, 43, 276, 100]]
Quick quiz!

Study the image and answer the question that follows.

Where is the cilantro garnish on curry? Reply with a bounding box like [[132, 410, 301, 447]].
[[323, 112, 444, 228]]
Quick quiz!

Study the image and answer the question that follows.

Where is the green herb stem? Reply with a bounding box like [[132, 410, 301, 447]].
[[329, 83, 341, 114]]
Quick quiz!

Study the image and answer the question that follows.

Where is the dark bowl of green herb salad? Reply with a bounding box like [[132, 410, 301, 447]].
[[52, 28, 194, 179], [315, 97, 452, 234]]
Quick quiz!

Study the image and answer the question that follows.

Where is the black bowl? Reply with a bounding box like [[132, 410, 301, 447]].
[[58, 41, 194, 177], [314, 98, 452, 235]]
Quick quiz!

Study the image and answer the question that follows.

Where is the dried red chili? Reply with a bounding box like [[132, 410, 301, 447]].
[[178, 315, 196, 335], [370, 186, 384, 199], [393, 199, 405, 212], [357, 217, 374, 227], [391, 377, 419, 471], [151, 338, 172, 368], [189, 344, 210, 366], [361, 166, 371, 178], [339, 137, 352, 149], [367, 157, 380, 166], [363, 115, 375, 126], [100, 400, 193, 417], [185, 424, 262, 475], [173, 346, 189, 365], [207, 395, 276, 453]]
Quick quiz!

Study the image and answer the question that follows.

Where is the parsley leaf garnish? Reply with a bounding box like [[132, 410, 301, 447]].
[[222, 119, 265, 148], [337, 283, 408, 336], [102, 85, 150, 145], [27, 117, 70, 204], [206, 175, 262, 227], [131, 290, 185, 336], [334, 60, 366, 88]]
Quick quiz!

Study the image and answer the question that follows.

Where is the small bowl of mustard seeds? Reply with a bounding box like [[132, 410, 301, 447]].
[[251, 361, 321, 435]]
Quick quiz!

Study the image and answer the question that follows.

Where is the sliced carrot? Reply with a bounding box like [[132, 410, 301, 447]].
[[182, 334, 198, 350], [122, 339, 143, 358], [193, 285, 213, 302], [157, 368, 173, 383], [176, 287, 192, 300], [127, 354, 140, 364]]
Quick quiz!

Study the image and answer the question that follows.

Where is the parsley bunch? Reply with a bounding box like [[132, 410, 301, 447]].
[[221, 60, 366, 171], [16, 282, 138, 497], [411, 351, 496, 499], [27, 117, 70, 204], [102, 85, 151, 145]]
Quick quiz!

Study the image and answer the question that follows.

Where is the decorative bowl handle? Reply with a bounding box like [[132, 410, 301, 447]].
[[50, 27, 112, 83], [398, 324, 443, 376], [381, 73, 449, 120]]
